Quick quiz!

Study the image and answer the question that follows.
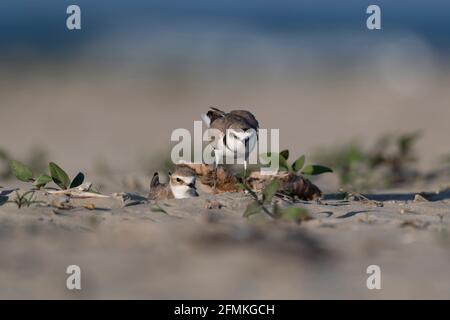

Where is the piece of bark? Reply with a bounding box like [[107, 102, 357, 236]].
[[45, 182, 110, 199]]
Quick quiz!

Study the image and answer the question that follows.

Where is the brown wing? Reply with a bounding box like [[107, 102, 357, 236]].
[[150, 172, 160, 189], [148, 185, 173, 200], [229, 110, 259, 129], [206, 107, 226, 125], [207, 116, 227, 149], [209, 116, 228, 133]]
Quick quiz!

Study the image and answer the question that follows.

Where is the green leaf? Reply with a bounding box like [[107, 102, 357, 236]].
[[268, 153, 291, 171], [281, 207, 311, 222], [301, 165, 333, 176], [263, 179, 279, 204], [49, 162, 70, 189], [9, 160, 33, 182], [280, 149, 290, 161], [243, 201, 262, 218], [292, 155, 305, 173], [33, 173, 52, 188], [70, 172, 85, 188], [278, 154, 290, 171]]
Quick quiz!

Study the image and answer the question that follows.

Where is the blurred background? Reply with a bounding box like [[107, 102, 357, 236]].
[[1, 0, 450, 191]]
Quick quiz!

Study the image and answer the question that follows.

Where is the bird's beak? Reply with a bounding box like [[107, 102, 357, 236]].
[[188, 182, 196, 189]]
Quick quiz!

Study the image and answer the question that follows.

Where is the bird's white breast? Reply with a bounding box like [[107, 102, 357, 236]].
[[219, 129, 257, 156], [171, 185, 196, 199]]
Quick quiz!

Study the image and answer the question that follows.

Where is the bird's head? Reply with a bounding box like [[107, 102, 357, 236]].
[[169, 166, 198, 199]]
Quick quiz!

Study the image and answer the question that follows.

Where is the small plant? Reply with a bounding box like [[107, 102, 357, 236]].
[[11, 190, 43, 208], [261, 149, 333, 176], [313, 131, 421, 190], [9, 160, 86, 190], [368, 132, 420, 184], [314, 143, 365, 188], [240, 179, 312, 223], [7, 160, 97, 209]]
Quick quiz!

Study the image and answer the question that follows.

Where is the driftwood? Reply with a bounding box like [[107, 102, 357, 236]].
[[45, 183, 110, 199], [179, 163, 322, 200]]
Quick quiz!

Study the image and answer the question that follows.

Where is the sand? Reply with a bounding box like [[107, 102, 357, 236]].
[[1, 180, 449, 299]]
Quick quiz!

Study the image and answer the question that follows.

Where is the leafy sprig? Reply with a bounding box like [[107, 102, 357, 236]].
[[261, 150, 333, 176], [9, 160, 85, 190]]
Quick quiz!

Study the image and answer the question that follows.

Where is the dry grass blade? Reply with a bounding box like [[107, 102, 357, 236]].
[[46, 182, 110, 199]]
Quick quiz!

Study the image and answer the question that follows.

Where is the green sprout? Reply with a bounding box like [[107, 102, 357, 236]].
[[10, 190, 44, 208], [9, 160, 86, 190], [7, 159, 96, 209], [261, 149, 333, 176]]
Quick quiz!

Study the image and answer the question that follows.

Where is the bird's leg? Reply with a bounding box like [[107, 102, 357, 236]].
[[213, 165, 218, 193], [244, 160, 248, 181]]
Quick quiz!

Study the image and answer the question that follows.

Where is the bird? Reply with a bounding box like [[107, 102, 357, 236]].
[[201, 107, 259, 172], [148, 165, 199, 200]]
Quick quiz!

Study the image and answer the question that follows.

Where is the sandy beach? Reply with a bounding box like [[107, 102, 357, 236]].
[[1, 176, 450, 298]]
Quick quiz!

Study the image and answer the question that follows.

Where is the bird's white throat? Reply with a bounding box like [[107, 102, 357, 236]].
[[221, 129, 257, 156], [170, 185, 196, 199]]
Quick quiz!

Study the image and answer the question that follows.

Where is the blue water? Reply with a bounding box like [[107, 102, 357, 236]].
[[1, 0, 449, 57]]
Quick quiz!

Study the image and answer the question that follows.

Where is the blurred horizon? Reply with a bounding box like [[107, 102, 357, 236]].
[[2, 0, 450, 62]]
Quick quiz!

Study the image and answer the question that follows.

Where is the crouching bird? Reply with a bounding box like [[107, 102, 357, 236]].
[[148, 166, 199, 200]]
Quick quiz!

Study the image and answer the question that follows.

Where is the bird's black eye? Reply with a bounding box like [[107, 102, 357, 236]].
[[176, 177, 182, 182]]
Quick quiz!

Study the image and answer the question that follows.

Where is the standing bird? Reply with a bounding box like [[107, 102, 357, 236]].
[[148, 166, 199, 200], [202, 107, 259, 172]]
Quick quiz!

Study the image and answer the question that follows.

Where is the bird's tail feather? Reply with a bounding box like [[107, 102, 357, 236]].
[[203, 107, 226, 126], [210, 107, 226, 115], [150, 172, 160, 189]]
